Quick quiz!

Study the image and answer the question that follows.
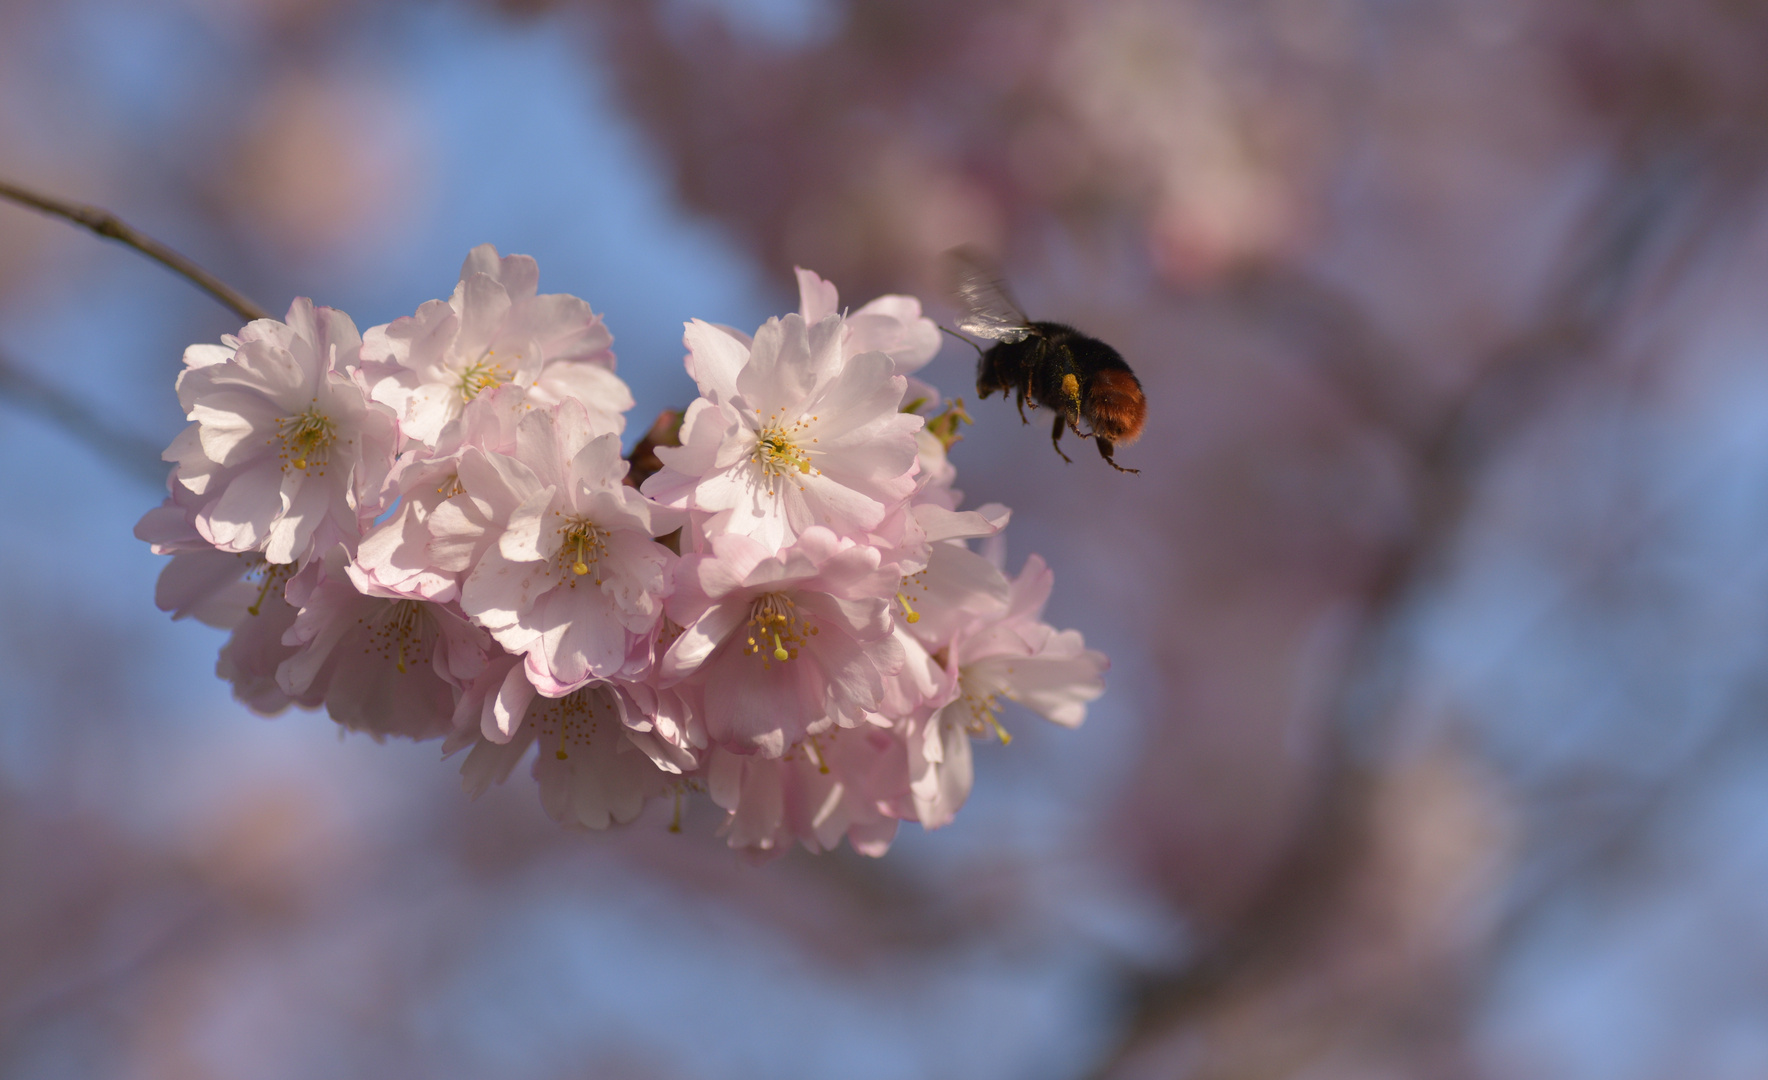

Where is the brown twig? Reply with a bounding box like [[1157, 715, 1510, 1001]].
[[623, 407, 684, 490], [0, 176, 268, 323]]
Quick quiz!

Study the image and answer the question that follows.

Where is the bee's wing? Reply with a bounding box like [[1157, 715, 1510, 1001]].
[[945, 246, 1035, 343]]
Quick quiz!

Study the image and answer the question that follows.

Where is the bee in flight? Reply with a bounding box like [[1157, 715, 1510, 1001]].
[[945, 247, 1145, 473]]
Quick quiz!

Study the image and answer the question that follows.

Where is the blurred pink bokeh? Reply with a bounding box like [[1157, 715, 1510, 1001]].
[[5, 0, 1768, 1077]]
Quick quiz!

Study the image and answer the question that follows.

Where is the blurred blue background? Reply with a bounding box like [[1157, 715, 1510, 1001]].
[[5, 0, 1768, 1077]]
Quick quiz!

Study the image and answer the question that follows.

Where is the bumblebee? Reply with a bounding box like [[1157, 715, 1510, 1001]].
[[946, 247, 1146, 473]]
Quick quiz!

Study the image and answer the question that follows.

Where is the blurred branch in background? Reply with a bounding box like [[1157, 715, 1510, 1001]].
[[1101, 142, 1717, 1078], [0, 349, 165, 486]]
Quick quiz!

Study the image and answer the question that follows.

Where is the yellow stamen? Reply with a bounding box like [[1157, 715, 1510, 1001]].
[[555, 518, 609, 583], [276, 405, 336, 474], [455, 352, 513, 401], [804, 735, 831, 775], [246, 569, 280, 617], [897, 591, 920, 624], [744, 593, 814, 667], [987, 713, 1013, 746], [751, 411, 819, 491], [364, 600, 427, 676]]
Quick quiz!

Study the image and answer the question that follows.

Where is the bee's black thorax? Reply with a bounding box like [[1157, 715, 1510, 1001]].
[[975, 321, 1131, 421]]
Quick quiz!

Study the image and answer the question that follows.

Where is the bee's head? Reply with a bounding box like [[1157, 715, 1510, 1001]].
[[974, 344, 1020, 400]]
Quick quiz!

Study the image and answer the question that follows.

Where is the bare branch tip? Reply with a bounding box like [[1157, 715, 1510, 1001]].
[[0, 175, 270, 324]]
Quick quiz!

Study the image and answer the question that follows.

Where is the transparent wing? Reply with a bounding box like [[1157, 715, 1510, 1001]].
[[945, 246, 1035, 343]]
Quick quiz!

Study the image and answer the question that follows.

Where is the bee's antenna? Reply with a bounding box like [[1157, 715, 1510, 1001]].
[[938, 324, 985, 360]]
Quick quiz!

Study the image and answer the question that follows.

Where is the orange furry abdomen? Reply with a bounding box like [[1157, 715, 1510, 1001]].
[[1087, 368, 1146, 444]]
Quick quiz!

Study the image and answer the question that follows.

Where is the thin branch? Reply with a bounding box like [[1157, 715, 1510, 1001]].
[[0, 176, 268, 323], [0, 350, 167, 486]]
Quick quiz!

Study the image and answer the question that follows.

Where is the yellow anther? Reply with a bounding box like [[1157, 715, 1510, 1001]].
[[456, 356, 513, 401], [747, 592, 813, 667], [557, 519, 608, 581], [897, 591, 921, 624], [987, 712, 1013, 746], [246, 565, 284, 617], [277, 407, 336, 473], [755, 419, 817, 489]]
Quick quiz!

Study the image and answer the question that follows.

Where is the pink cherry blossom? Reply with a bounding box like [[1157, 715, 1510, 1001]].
[[455, 679, 686, 831], [794, 267, 942, 376], [137, 495, 274, 626], [276, 549, 491, 741], [643, 313, 923, 550], [347, 384, 528, 603], [363, 244, 632, 448], [661, 526, 904, 757], [169, 298, 399, 565], [705, 725, 909, 856], [449, 399, 682, 695], [149, 550, 273, 628], [137, 254, 1107, 854], [906, 553, 1108, 828], [215, 579, 302, 716], [133, 493, 209, 555]]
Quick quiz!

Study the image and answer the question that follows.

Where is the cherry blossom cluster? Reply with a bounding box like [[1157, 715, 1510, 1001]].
[[137, 245, 1107, 856]]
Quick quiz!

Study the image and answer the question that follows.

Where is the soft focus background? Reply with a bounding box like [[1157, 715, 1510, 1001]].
[[5, 0, 1768, 1076]]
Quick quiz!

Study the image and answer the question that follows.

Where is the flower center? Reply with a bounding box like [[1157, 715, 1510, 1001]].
[[533, 685, 613, 761], [750, 410, 820, 491], [955, 671, 1012, 745], [897, 569, 928, 624], [743, 592, 817, 668], [363, 599, 431, 674], [455, 351, 513, 401], [555, 518, 610, 584], [243, 556, 296, 614], [277, 406, 337, 473]]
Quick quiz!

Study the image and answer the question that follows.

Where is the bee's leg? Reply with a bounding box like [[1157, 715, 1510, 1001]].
[[1015, 386, 1032, 424], [1050, 411, 1074, 464], [1095, 436, 1140, 474]]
